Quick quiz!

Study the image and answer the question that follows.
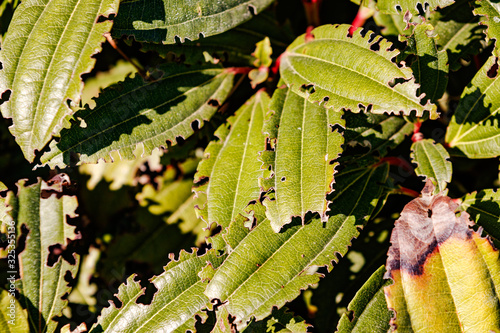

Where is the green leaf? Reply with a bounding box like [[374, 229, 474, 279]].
[[0, 289, 29, 332], [410, 139, 452, 192], [0, 0, 119, 162], [260, 85, 344, 232], [405, 23, 449, 103], [376, 0, 455, 15], [474, 0, 500, 57], [446, 56, 500, 158], [90, 249, 226, 333], [461, 189, 500, 240], [430, 0, 485, 71], [343, 113, 414, 157], [112, 0, 276, 44], [10, 177, 79, 333], [253, 37, 273, 68], [41, 64, 236, 168], [280, 24, 438, 119], [194, 90, 269, 229], [205, 163, 389, 330], [139, 11, 294, 67], [385, 180, 500, 332], [336, 266, 392, 333]]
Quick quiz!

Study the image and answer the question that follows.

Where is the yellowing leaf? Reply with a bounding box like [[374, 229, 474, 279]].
[[385, 179, 500, 332]]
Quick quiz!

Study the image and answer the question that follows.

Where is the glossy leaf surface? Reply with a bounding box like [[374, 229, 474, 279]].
[[280, 25, 438, 119], [0, 0, 119, 161]]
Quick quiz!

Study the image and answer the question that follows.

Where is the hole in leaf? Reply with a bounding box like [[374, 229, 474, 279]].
[[300, 84, 315, 95], [416, 3, 425, 16], [248, 4, 257, 16], [395, 5, 402, 13], [487, 58, 498, 78], [281, 177, 286, 182], [427, 209, 432, 218], [175, 136, 185, 145], [0, 90, 11, 105], [207, 99, 220, 107], [96, 14, 115, 23], [370, 40, 381, 51], [191, 119, 200, 131]]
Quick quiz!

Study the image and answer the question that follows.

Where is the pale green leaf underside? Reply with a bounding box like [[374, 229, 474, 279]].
[[91, 250, 225, 333], [12, 178, 79, 333], [260, 86, 344, 232], [41, 65, 235, 168], [112, 0, 275, 44], [336, 266, 392, 333], [195, 91, 269, 228], [461, 189, 500, 240], [280, 24, 438, 119], [446, 56, 500, 158], [0, 289, 29, 333], [205, 163, 389, 330], [474, 0, 500, 57], [0, 0, 119, 162], [377, 0, 454, 15], [410, 139, 452, 192]]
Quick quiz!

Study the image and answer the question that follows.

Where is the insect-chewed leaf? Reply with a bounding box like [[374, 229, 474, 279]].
[[10, 177, 79, 333], [205, 162, 389, 331], [430, 0, 485, 71], [140, 11, 293, 67], [40, 64, 235, 168], [474, 0, 500, 57], [112, 0, 275, 44], [0, 0, 119, 162], [446, 56, 500, 158], [280, 24, 438, 119], [90, 249, 226, 333], [376, 0, 455, 15], [336, 266, 392, 333], [410, 139, 452, 193], [260, 85, 344, 232], [405, 23, 449, 103], [461, 188, 500, 240], [194, 90, 269, 229], [343, 113, 413, 157], [385, 179, 500, 332]]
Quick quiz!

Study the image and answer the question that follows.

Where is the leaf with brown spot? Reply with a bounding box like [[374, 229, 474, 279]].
[[384, 179, 500, 332]]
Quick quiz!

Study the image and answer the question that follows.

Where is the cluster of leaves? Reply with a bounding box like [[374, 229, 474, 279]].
[[1, 0, 500, 332]]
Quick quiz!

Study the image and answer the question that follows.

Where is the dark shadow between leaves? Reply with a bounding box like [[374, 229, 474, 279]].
[[48, 71, 219, 166]]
